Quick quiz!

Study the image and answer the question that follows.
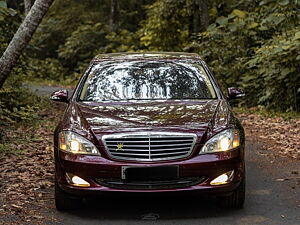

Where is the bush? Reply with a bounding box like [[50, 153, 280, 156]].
[[58, 23, 108, 69], [0, 2, 47, 128], [105, 29, 140, 53], [0, 87, 41, 126], [26, 58, 67, 81], [246, 29, 300, 111], [138, 0, 190, 51], [184, 0, 300, 111]]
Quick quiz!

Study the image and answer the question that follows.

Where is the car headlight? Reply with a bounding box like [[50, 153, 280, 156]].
[[58, 131, 100, 155], [200, 129, 240, 154]]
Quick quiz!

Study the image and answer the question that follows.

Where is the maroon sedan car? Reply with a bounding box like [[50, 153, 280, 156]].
[[51, 52, 245, 210]]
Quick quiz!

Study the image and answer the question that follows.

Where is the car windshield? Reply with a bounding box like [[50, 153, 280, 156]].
[[79, 61, 217, 101]]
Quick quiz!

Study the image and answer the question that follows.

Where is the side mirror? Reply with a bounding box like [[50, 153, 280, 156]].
[[50, 89, 69, 103], [227, 87, 245, 101]]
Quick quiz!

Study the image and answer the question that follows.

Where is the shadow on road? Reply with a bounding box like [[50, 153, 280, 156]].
[[61, 194, 240, 221]]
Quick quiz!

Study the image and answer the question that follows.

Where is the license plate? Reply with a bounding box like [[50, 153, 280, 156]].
[[121, 166, 179, 180]]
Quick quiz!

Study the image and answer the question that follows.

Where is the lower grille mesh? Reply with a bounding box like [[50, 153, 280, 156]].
[[95, 177, 206, 190]]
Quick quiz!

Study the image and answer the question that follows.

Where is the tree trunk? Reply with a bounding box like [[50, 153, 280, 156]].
[[110, 0, 118, 32], [0, 0, 54, 89], [137, 0, 146, 21], [189, 0, 209, 33], [24, 0, 32, 15], [198, 0, 209, 32]]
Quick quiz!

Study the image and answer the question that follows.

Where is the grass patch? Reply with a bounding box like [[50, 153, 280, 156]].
[[0, 102, 62, 156], [26, 77, 77, 89], [234, 107, 300, 120], [0, 87, 62, 156]]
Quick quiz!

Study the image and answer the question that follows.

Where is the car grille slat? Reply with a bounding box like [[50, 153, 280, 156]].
[[109, 146, 192, 152], [112, 152, 150, 157], [111, 149, 189, 155], [106, 139, 193, 143], [102, 132, 196, 162], [94, 176, 206, 190], [106, 143, 191, 148]]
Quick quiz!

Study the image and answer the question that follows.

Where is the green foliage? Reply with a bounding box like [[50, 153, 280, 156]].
[[0, 87, 40, 126], [0, 2, 47, 129], [185, 0, 300, 111], [0, 1, 20, 54], [26, 58, 67, 81], [0, 64, 48, 128], [246, 28, 300, 111], [29, 0, 109, 59], [0, 62, 49, 127], [138, 0, 190, 51], [188, 7, 259, 87], [27, 0, 153, 82], [58, 23, 109, 68], [0, 0, 17, 22], [105, 29, 140, 52], [234, 106, 300, 120]]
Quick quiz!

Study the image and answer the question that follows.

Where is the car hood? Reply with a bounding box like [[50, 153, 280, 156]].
[[62, 100, 231, 143]]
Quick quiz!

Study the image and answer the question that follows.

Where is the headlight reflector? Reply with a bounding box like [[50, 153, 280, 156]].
[[70, 140, 80, 152], [59, 131, 100, 155], [200, 129, 240, 154]]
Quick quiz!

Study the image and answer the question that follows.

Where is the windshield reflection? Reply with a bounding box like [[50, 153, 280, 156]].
[[79, 61, 216, 101]]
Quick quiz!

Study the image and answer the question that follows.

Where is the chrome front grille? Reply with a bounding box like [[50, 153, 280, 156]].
[[102, 132, 196, 161]]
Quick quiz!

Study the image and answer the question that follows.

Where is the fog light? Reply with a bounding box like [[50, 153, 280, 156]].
[[66, 173, 90, 187], [210, 170, 234, 185]]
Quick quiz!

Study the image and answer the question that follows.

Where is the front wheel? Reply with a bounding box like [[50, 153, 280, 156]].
[[55, 181, 82, 211], [217, 177, 245, 209]]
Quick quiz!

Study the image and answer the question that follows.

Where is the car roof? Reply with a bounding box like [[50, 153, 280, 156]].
[[93, 52, 202, 62]]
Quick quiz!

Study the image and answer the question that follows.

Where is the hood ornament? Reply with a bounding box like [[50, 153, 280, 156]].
[[116, 143, 124, 151]]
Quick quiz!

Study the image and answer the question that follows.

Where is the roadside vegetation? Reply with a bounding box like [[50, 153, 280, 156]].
[[0, 102, 63, 224]]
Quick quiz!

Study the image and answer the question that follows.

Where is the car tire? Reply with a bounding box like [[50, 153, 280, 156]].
[[55, 181, 82, 211], [217, 177, 245, 209]]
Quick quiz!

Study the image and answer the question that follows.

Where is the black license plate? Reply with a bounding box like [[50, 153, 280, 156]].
[[122, 166, 179, 181]]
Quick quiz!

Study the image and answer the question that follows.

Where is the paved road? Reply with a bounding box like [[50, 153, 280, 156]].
[[27, 84, 74, 97], [29, 85, 300, 224]]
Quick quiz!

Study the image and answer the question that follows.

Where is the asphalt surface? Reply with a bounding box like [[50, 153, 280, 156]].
[[27, 84, 74, 97], [31, 85, 300, 225]]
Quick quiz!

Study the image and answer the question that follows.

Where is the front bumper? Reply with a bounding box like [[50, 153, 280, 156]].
[[55, 148, 244, 197]]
